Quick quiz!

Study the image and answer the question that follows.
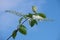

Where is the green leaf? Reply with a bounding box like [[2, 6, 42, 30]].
[[19, 24, 27, 35], [12, 30, 17, 39], [26, 13, 33, 18], [38, 13, 46, 18], [19, 17, 23, 24], [29, 19, 37, 27], [32, 6, 37, 14]]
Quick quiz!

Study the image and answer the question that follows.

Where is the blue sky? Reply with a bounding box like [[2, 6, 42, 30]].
[[0, 0, 60, 40]]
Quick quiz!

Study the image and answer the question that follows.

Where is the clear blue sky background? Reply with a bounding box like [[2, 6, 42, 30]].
[[0, 0, 60, 40]]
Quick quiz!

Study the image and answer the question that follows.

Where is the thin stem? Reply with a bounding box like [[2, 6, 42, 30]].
[[7, 18, 28, 40], [7, 35, 12, 40], [5, 10, 25, 17], [22, 18, 28, 24]]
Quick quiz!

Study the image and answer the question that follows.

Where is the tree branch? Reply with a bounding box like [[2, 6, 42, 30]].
[[5, 10, 25, 17], [7, 18, 28, 40]]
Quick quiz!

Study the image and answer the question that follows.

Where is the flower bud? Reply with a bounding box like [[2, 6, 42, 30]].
[[32, 6, 37, 13]]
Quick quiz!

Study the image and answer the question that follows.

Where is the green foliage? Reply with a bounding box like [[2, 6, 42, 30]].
[[19, 17, 23, 24], [12, 30, 17, 39], [29, 19, 37, 27], [18, 24, 27, 35], [32, 6, 37, 14], [26, 13, 33, 18], [6, 6, 47, 40], [38, 13, 46, 18]]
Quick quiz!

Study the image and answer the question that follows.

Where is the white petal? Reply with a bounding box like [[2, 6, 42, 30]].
[[33, 15, 44, 20]]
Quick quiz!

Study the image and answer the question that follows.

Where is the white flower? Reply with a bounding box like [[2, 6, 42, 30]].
[[32, 15, 44, 20], [28, 15, 44, 21]]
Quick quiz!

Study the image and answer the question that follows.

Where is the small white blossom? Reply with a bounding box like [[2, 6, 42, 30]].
[[28, 15, 45, 21], [32, 15, 44, 20]]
